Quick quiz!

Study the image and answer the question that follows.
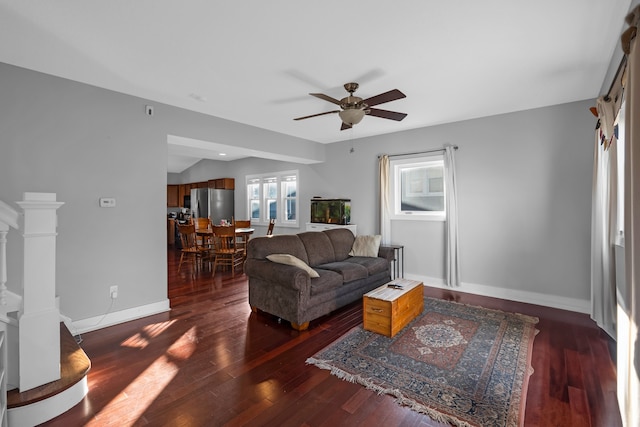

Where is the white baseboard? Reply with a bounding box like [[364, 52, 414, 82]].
[[406, 274, 591, 314], [67, 299, 171, 335]]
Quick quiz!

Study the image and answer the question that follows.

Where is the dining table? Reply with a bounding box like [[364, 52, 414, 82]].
[[195, 227, 255, 243], [234, 227, 255, 237], [234, 228, 254, 255]]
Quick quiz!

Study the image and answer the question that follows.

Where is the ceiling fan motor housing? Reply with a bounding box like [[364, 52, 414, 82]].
[[340, 96, 365, 109]]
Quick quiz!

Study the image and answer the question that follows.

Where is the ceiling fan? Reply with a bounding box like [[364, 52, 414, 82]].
[[294, 82, 407, 131]]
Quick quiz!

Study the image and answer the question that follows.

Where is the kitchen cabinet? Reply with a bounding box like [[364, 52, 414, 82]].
[[208, 178, 234, 190], [169, 179, 235, 208], [178, 184, 189, 204], [167, 185, 180, 207]]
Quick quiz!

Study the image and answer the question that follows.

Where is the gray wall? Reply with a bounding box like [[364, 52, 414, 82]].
[[1, 60, 595, 329], [174, 159, 230, 185], [217, 101, 595, 310], [1, 63, 169, 322], [322, 102, 595, 307], [0, 62, 324, 327]]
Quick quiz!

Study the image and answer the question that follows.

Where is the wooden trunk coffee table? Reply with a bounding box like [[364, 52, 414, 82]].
[[363, 279, 424, 337]]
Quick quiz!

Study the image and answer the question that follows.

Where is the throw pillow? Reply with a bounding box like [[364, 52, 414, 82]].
[[349, 235, 382, 258], [266, 254, 320, 278]]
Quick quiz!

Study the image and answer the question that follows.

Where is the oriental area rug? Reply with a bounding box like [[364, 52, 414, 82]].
[[306, 297, 539, 427]]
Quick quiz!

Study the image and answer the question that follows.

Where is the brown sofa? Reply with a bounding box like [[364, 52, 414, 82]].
[[245, 228, 394, 330]]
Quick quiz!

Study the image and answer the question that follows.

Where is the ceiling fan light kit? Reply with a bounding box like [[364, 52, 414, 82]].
[[294, 82, 407, 130], [339, 108, 365, 125]]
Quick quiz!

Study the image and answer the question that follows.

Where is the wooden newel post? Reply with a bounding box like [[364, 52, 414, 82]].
[[16, 193, 64, 391]]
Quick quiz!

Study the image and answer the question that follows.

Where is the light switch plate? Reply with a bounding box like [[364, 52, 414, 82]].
[[99, 197, 116, 208]]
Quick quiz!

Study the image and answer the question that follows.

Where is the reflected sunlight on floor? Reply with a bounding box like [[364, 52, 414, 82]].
[[89, 326, 197, 425], [120, 320, 178, 349]]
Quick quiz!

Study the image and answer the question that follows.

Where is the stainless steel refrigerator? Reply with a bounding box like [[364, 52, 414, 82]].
[[190, 188, 235, 225]]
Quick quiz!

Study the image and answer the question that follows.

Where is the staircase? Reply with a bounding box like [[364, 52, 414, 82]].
[[0, 193, 90, 426], [7, 324, 90, 426]]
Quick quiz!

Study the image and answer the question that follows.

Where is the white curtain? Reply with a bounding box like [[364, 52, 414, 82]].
[[620, 7, 640, 426], [444, 146, 460, 287], [590, 96, 620, 339], [379, 155, 391, 245]]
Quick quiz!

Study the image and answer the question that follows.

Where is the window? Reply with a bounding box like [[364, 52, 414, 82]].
[[390, 155, 445, 221], [282, 174, 297, 221], [248, 179, 260, 221], [263, 177, 277, 221], [246, 170, 298, 227]]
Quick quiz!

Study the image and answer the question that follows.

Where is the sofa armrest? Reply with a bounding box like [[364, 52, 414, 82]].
[[378, 246, 395, 262], [245, 259, 311, 291]]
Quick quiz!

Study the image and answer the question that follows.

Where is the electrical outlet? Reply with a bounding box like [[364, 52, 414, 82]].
[[110, 285, 118, 299]]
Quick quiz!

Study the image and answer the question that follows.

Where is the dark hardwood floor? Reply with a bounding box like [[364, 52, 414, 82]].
[[42, 248, 621, 426]]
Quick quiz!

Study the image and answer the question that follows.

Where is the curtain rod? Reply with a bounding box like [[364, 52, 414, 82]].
[[379, 145, 458, 159], [604, 55, 627, 102]]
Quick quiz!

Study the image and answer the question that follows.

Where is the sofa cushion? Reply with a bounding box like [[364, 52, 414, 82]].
[[349, 235, 382, 257], [344, 256, 389, 277], [316, 261, 368, 283], [309, 270, 343, 296], [247, 235, 309, 264], [298, 231, 336, 267], [266, 254, 319, 278], [324, 228, 356, 260]]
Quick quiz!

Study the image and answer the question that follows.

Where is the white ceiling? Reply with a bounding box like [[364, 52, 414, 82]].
[[0, 1, 632, 172]]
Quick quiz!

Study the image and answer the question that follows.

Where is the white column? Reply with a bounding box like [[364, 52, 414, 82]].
[[16, 193, 64, 391]]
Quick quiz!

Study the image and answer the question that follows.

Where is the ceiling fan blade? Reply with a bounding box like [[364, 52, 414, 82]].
[[367, 108, 407, 121], [310, 93, 342, 106], [350, 69, 384, 85], [363, 89, 406, 107], [340, 122, 352, 131], [293, 110, 340, 121]]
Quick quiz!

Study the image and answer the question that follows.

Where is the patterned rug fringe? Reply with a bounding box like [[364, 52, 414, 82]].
[[458, 300, 540, 326], [306, 357, 475, 427]]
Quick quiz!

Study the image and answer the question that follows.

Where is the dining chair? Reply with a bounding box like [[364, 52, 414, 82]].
[[234, 219, 251, 256], [235, 219, 251, 228], [194, 217, 212, 247], [177, 224, 210, 273], [211, 225, 245, 277], [266, 218, 276, 236], [194, 217, 211, 229]]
